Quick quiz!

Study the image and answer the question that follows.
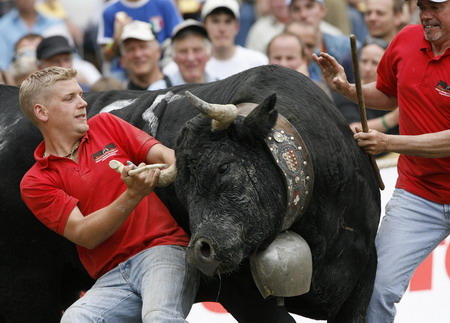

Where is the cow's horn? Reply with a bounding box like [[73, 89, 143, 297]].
[[185, 91, 238, 130], [157, 163, 177, 187]]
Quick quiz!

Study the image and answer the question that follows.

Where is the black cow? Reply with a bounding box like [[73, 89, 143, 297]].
[[0, 65, 380, 322]]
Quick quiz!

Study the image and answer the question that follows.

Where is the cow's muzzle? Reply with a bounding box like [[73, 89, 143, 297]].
[[186, 237, 220, 276]]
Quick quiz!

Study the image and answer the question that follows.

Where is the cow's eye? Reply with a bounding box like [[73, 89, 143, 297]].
[[218, 163, 229, 175]]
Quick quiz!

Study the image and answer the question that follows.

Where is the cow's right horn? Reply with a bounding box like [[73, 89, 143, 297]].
[[157, 163, 177, 187], [185, 91, 238, 131]]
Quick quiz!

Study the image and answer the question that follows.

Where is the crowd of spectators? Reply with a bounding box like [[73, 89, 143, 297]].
[[0, 0, 419, 133]]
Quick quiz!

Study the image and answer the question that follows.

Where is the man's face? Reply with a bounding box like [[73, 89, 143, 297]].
[[365, 0, 400, 40], [120, 39, 160, 78], [204, 12, 239, 50], [418, 0, 450, 46], [288, 0, 326, 30], [359, 43, 385, 84], [173, 34, 210, 83], [40, 53, 73, 69], [40, 78, 88, 135], [268, 35, 305, 71]]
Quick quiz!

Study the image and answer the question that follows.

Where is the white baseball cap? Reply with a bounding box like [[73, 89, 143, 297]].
[[201, 0, 240, 20], [120, 20, 155, 43], [172, 19, 208, 40]]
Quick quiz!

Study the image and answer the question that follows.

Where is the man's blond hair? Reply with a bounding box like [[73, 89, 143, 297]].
[[19, 67, 77, 125]]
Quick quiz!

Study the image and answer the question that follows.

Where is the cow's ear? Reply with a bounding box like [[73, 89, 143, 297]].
[[243, 93, 278, 137]]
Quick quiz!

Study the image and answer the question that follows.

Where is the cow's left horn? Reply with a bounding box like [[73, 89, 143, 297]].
[[157, 163, 177, 187], [185, 91, 238, 130]]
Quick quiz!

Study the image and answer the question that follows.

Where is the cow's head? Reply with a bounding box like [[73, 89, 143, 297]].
[[174, 92, 288, 276]]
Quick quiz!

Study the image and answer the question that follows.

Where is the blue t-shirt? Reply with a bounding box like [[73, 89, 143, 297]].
[[97, 0, 182, 45]]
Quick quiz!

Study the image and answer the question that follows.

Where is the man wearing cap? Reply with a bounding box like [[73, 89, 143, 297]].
[[167, 19, 217, 85], [97, 0, 182, 80], [36, 35, 101, 90], [119, 20, 172, 91], [201, 0, 268, 80], [313, 0, 450, 321]]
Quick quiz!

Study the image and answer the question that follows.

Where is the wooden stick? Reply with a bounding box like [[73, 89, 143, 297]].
[[109, 160, 168, 176], [350, 34, 385, 190]]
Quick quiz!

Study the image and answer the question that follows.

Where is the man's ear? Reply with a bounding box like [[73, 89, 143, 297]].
[[34, 103, 48, 122]]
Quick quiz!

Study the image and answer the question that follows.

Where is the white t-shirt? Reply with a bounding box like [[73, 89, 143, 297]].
[[246, 16, 285, 54], [206, 45, 268, 80]]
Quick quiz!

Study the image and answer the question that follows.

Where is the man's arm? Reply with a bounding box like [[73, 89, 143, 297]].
[[312, 52, 398, 110], [145, 143, 175, 165], [63, 143, 174, 249], [63, 163, 160, 249], [354, 128, 450, 158]]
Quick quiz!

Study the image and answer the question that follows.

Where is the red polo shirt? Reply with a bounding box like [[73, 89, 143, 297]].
[[21, 113, 189, 278], [377, 24, 450, 204]]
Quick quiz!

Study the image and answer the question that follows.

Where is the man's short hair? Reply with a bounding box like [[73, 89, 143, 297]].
[[19, 67, 77, 125], [267, 32, 306, 59]]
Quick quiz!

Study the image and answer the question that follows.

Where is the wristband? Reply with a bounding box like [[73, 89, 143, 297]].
[[381, 115, 390, 131]]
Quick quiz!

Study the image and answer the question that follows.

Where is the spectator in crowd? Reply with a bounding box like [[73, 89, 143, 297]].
[[287, 0, 357, 82], [364, 0, 404, 44], [119, 20, 172, 90], [36, 35, 101, 90], [19, 66, 199, 322], [167, 19, 217, 85], [245, 0, 290, 54], [313, 1, 450, 321], [267, 32, 309, 76], [97, 0, 182, 79], [90, 76, 125, 91], [202, 0, 268, 80], [9, 33, 43, 85], [0, 0, 69, 70], [267, 31, 332, 97]]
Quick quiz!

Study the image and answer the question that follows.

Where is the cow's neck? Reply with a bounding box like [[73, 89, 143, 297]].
[[237, 103, 314, 231]]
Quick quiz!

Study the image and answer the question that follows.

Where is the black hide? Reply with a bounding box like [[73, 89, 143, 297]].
[[0, 65, 380, 323]]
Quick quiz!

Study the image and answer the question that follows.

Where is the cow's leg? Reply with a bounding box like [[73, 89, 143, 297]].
[[328, 245, 377, 323], [216, 260, 296, 323]]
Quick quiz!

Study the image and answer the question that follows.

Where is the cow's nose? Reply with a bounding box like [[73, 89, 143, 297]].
[[187, 237, 220, 276]]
